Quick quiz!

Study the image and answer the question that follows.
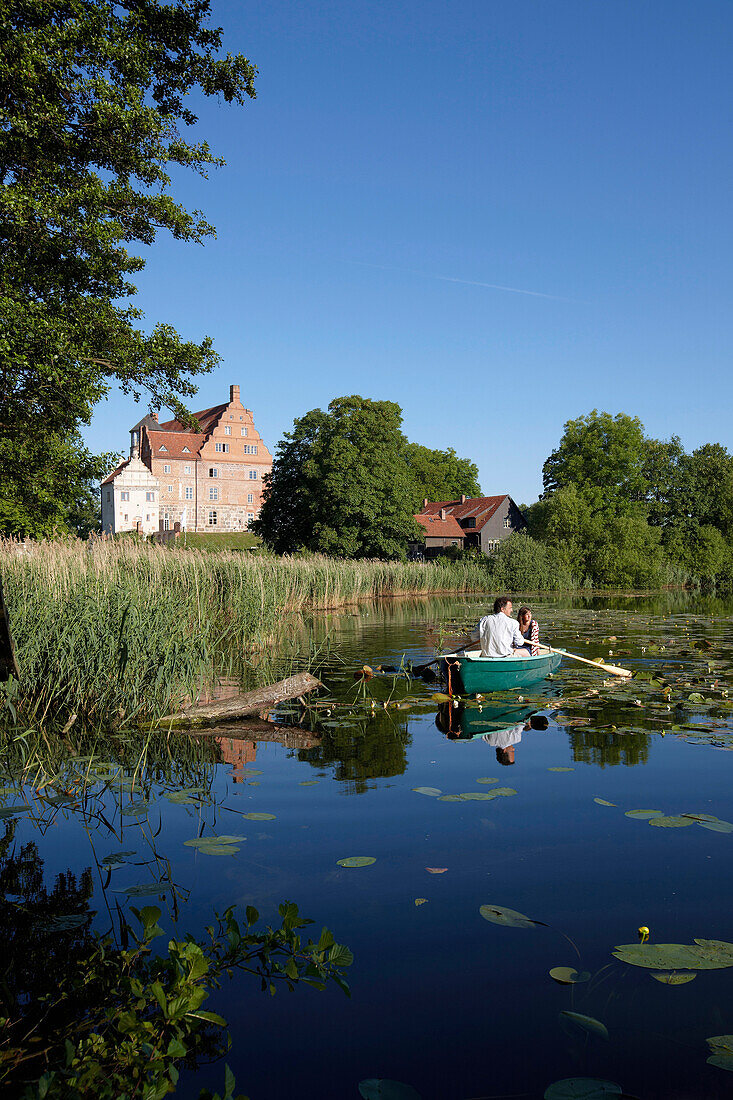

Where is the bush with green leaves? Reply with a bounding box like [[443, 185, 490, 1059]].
[[0, 901, 352, 1099]]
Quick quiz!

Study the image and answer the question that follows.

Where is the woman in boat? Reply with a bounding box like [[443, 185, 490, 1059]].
[[517, 606, 540, 656]]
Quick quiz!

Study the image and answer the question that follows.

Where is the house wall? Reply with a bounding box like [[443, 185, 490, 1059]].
[[101, 458, 160, 535], [479, 497, 526, 553]]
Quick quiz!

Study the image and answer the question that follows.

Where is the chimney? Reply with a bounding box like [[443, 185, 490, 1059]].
[[230, 384, 240, 404], [440, 508, 446, 520], [460, 494, 466, 504], [422, 498, 428, 510], [151, 412, 159, 423]]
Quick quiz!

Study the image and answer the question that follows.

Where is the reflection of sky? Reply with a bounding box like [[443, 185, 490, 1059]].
[[9, 595, 733, 1099]]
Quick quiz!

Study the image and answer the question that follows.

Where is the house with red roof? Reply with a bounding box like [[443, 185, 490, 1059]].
[[100, 385, 273, 534], [412, 494, 526, 557]]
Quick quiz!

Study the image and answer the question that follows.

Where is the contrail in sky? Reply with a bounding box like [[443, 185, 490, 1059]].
[[344, 258, 579, 302]]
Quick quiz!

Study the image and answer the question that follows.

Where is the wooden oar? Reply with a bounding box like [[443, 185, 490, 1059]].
[[413, 643, 472, 674], [535, 642, 632, 679]]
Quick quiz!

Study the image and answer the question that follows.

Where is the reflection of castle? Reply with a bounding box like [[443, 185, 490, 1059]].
[[217, 736, 258, 783]]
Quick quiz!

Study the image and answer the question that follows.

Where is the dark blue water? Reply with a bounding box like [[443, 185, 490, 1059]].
[[5, 594, 733, 1099]]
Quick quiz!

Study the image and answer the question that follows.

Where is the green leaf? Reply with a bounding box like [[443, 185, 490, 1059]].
[[548, 767, 574, 772], [414, 898, 428, 906], [544, 1080, 622, 1100], [479, 904, 540, 929], [187, 1009, 227, 1027], [593, 797, 616, 806], [549, 966, 591, 985], [707, 1035, 733, 1071], [651, 971, 696, 984], [648, 814, 695, 828], [358, 1080, 422, 1099], [121, 800, 150, 817], [613, 939, 733, 970], [113, 882, 171, 897], [411, 787, 442, 797], [559, 1010, 609, 1040], [241, 813, 276, 821], [337, 856, 376, 867], [476, 777, 499, 784], [437, 795, 465, 802], [624, 809, 664, 819]]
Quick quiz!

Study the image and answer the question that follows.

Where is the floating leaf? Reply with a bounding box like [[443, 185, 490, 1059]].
[[431, 693, 452, 703], [241, 813, 276, 821], [548, 767, 574, 772], [492, 787, 517, 797], [411, 787, 442, 797], [0, 805, 28, 819], [113, 882, 171, 896], [299, 780, 320, 786], [240, 769, 263, 776], [479, 904, 539, 928], [337, 856, 376, 867], [476, 777, 499, 784], [560, 1010, 609, 1040], [426, 867, 448, 874], [549, 967, 591, 985], [40, 912, 93, 931], [698, 819, 733, 833], [681, 812, 720, 822], [459, 791, 499, 801], [438, 795, 465, 802], [625, 809, 664, 819], [594, 798, 616, 806], [648, 815, 695, 828], [101, 850, 136, 866], [651, 971, 697, 984], [197, 844, 240, 856], [121, 800, 150, 817], [544, 1079, 622, 1100], [359, 1080, 422, 1099], [414, 898, 428, 906], [184, 835, 245, 848], [613, 939, 733, 970], [707, 1035, 733, 1072], [688, 692, 706, 703]]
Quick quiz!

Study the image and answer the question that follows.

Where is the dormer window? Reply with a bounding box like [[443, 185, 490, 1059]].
[[159, 445, 168, 452], [182, 446, 190, 453]]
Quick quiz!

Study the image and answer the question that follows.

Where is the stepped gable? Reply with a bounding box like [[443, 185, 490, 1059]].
[[101, 459, 129, 486], [418, 495, 507, 530], [414, 513, 465, 538]]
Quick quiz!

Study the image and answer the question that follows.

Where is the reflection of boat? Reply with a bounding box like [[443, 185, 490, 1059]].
[[436, 701, 539, 741], [440, 650, 562, 694]]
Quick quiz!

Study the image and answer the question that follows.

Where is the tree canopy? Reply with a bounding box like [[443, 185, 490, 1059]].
[[404, 443, 481, 509], [0, 0, 257, 535]]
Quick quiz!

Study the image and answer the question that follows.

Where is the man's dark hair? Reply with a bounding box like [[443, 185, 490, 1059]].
[[493, 596, 511, 614], [496, 747, 515, 766]]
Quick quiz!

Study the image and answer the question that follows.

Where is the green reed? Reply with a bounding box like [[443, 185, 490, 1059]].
[[0, 539, 490, 728]]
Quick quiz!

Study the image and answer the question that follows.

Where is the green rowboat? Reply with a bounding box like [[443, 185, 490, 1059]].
[[440, 649, 562, 694]]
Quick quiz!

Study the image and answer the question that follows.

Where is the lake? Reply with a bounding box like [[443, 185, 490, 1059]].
[[4, 591, 733, 1099]]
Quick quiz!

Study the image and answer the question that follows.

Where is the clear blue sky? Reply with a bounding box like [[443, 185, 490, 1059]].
[[85, 0, 733, 505]]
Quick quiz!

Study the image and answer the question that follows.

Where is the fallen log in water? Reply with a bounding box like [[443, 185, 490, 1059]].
[[158, 671, 323, 727]]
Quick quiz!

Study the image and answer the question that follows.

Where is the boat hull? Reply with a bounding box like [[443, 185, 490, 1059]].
[[440, 650, 562, 694]]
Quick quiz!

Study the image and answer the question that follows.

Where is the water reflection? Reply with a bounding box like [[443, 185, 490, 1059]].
[[435, 701, 550, 766], [567, 725, 651, 768]]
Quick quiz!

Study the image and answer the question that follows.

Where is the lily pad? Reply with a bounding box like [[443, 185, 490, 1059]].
[[544, 1080, 621, 1100], [197, 844, 240, 855], [476, 777, 499, 784], [414, 898, 428, 906], [479, 904, 539, 928], [707, 1035, 733, 1072], [492, 787, 517, 797], [613, 939, 733, 970], [120, 800, 150, 817], [411, 787, 442, 797], [0, 805, 28, 819], [337, 856, 376, 867], [431, 693, 452, 703], [184, 835, 245, 848], [625, 809, 664, 819], [698, 819, 733, 833], [40, 912, 93, 931], [359, 1080, 422, 1100], [459, 791, 499, 801], [559, 1010, 609, 1040], [549, 966, 591, 985], [113, 882, 171, 896], [241, 812, 276, 821], [651, 971, 697, 984], [438, 795, 465, 802], [101, 850, 136, 866], [548, 767, 574, 772], [425, 867, 448, 874], [648, 815, 695, 828], [299, 780, 320, 786], [593, 798, 616, 806]]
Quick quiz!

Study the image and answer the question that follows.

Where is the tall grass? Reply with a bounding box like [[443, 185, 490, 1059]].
[[0, 539, 491, 727]]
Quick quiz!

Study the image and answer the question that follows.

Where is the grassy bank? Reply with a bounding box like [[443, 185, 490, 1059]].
[[0, 539, 493, 728]]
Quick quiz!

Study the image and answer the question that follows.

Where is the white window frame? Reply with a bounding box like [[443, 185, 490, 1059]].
[[208, 510, 217, 526], [185, 486, 193, 500], [163, 464, 171, 474], [209, 486, 219, 501]]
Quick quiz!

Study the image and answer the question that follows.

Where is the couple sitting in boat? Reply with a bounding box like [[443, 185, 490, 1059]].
[[471, 596, 539, 658]]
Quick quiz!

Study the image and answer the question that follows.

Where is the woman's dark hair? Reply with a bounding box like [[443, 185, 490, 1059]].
[[517, 605, 531, 619]]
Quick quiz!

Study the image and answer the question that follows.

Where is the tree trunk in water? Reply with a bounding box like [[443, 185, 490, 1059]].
[[158, 671, 322, 726]]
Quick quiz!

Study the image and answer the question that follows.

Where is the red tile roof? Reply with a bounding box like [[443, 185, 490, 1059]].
[[414, 513, 465, 539], [157, 403, 227, 435], [146, 430, 204, 460], [418, 495, 508, 531], [101, 459, 129, 487]]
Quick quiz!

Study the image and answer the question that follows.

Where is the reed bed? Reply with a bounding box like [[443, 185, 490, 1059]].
[[0, 539, 490, 727]]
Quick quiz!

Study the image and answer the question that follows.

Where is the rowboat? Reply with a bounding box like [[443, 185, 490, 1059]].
[[440, 649, 562, 694]]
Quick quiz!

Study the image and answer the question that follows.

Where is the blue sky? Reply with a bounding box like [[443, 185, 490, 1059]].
[[86, 0, 733, 505]]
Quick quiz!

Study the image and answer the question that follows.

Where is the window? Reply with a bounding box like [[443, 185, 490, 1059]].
[[215, 442, 230, 453], [159, 445, 168, 452], [209, 486, 219, 501], [225, 425, 231, 435], [241, 426, 248, 436], [249, 470, 258, 480], [229, 414, 233, 419], [208, 510, 217, 526], [163, 464, 171, 474], [503, 518, 511, 528], [146, 492, 154, 501], [243, 444, 259, 455], [247, 493, 254, 504], [487, 539, 500, 553], [182, 446, 190, 453], [185, 487, 193, 500], [163, 514, 170, 531], [120, 491, 129, 501], [184, 465, 192, 474], [209, 467, 218, 478], [246, 513, 255, 528], [124, 514, 128, 521], [239, 416, 243, 421], [146, 514, 150, 522], [106, 491, 111, 502]]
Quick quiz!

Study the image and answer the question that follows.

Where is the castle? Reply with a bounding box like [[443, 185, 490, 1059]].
[[101, 385, 273, 534]]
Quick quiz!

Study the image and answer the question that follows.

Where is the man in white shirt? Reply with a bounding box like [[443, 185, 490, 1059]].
[[471, 596, 529, 658]]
